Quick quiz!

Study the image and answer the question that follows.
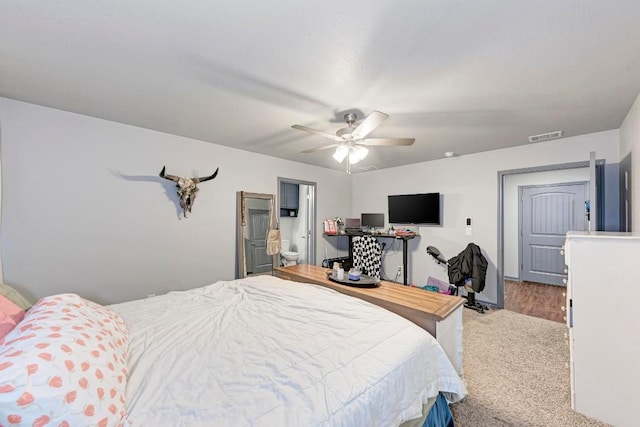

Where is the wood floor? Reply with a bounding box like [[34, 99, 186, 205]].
[[504, 279, 566, 323]]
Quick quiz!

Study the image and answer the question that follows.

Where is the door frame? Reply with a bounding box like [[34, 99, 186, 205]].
[[277, 177, 317, 266], [518, 181, 588, 285], [620, 153, 632, 232], [497, 158, 603, 308]]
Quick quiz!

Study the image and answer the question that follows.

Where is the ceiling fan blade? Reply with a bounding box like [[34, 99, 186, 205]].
[[301, 143, 340, 153], [291, 124, 344, 142], [359, 138, 415, 146], [351, 111, 389, 139]]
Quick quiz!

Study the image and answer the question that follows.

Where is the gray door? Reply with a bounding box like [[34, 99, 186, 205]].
[[248, 208, 272, 274], [520, 183, 588, 285]]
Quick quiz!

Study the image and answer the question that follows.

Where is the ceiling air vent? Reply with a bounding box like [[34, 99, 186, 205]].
[[528, 130, 563, 143]]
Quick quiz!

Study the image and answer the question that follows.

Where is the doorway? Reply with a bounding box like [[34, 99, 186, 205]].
[[277, 178, 317, 266], [519, 182, 588, 286], [497, 159, 600, 308]]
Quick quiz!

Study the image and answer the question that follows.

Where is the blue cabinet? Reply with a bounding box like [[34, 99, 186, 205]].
[[280, 182, 299, 217]]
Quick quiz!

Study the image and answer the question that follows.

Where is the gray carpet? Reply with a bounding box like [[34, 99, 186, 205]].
[[449, 309, 610, 427]]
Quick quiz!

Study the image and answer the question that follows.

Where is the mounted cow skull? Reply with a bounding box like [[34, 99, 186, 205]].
[[159, 166, 219, 218]]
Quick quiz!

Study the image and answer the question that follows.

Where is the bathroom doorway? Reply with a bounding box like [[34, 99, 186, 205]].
[[277, 178, 317, 267]]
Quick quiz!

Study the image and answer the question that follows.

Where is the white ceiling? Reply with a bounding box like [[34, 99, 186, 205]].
[[2, 1, 640, 173]]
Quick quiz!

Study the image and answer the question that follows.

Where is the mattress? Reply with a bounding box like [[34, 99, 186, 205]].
[[109, 275, 466, 426]]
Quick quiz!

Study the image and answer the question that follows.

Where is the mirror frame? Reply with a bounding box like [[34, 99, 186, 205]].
[[236, 191, 278, 278]]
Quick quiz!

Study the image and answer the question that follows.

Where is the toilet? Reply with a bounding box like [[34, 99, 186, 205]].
[[280, 240, 299, 266]]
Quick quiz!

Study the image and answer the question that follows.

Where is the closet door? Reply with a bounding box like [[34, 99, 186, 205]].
[[520, 183, 587, 285]]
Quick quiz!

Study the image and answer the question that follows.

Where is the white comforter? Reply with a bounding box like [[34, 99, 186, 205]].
[[109, 276, 466, 426]]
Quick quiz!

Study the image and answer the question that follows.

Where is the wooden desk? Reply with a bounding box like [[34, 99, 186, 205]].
[[273, 264, 464, 374], [324, 232, 416, 285]]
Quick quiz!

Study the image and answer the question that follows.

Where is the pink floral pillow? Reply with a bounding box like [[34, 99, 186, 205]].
[[0, 311, 18, 341], [0, 294, 129, 426], [0, 295, 25, 340]]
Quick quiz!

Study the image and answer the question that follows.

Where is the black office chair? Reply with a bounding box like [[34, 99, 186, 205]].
[[426, 244, 488, 313]]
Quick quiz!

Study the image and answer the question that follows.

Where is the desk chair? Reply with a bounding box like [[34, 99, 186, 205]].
[[352, 235, 382, 279], [426, 244, 488, 313]]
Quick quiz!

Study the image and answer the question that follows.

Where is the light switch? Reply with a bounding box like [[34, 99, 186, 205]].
[[465, 217, 472, 236]]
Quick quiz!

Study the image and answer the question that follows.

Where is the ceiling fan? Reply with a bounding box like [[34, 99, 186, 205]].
[[291, 111, 415, 174]]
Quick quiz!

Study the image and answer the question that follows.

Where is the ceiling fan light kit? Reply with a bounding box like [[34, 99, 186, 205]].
[[332, 144, 368, 164], [333, 145, 349, 162], [292, 110, 415, 174], [349, 146, 368, 164]]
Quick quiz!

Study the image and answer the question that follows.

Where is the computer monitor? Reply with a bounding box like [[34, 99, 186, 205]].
[[361, 213, 384, 229], [345, 218, 361, 230]]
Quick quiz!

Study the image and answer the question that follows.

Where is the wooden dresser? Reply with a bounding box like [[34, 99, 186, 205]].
[[274, 264, 465, 374], [564, 231, 640, 426]]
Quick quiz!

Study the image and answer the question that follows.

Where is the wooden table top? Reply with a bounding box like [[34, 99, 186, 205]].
[[274, 264, 464, 322]]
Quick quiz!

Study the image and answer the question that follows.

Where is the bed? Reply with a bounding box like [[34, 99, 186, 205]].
[[0, 275, 466, 426]]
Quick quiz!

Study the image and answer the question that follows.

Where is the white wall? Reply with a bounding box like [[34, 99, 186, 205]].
[[1, 96, 629, 307], [351, 130, 619, 305], [620, 92, 640, 228], [0, 98, 351, 304]]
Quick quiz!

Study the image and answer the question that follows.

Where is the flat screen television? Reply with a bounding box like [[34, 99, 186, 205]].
[[388, 193, 440, 225], [361, 213, 385, 228]]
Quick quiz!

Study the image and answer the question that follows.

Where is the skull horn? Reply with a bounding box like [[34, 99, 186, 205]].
[[159, 166, 180, 182], [194, 168, 219, 184]]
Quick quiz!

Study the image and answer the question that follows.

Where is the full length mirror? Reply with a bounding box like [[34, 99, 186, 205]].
[[236, 191, 278, 278]]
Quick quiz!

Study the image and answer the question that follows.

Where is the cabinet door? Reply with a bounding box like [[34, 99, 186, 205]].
[[288, 183, 299, 209], [279, 182, 287, 208], [281, 183, 299, 209]]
